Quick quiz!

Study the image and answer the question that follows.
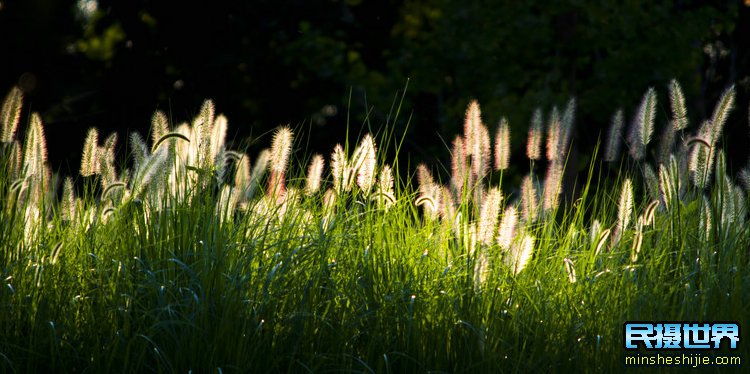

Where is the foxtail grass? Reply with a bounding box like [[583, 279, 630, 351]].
[[1, 83, 749, 373]]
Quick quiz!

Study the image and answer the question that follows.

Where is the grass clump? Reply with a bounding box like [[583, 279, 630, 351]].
[[1, 82, 749, 372]]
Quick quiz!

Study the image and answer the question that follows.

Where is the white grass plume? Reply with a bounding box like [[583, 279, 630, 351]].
[[8, 140, 21, 178], [527, 109, 543, 161], [415, 185, 441, 220], [269, 126, 294, 196], [658, 163, 675, 211], [375, 164, 396, 207], [132, 146, 168, 198], [415, 165, 441, 219], [1, 86, 23, 143], [417, 163, 435, 199], [594, 228, 611, 257], [476, 122, 491, 178], [464, 100, 481, 161], [494, 117, 510, 170], [99, 132, 118, 189], [688, 129, 713, 189], [669, 79, 688, 131], [463, 101, 490, 180], [559, 98, 576, 158], [197, 99, 215, 169], [604, 109, 624, 162], [508, 233, 534, 275], [174, 122, 192, 164], [23, 113, 48, 178], [478, 187, 503, 245], [520, 173, 537, 222], [354, 134, 377, 194], [720, 173, 736, 229], [733, 185, 746, 226], [699, 195, 712, 243], [614, 178, 634, 243], [210, 114, 228, 163], [450, 135, 469, 197], [129, 132, 149, 171], [628, 87, 656, 160], [61, 177, 75, 221], [305, 154, 325, 195], [80, 127, 100, 176], [542, 162, 563, 214], [546, 106, 561, 161], [331, 144, 351, 193], [270, 126, 293, 174], [438, 185, 455, 221], [150, 110, 169, 152], [235, 153, 251, 191], [709, 84, 735, 144], [497, 206, 518, 249]]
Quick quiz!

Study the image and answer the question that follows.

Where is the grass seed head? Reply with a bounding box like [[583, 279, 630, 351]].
[[669, 79, 688, 131], [129, 132, 149, 170], [464, 100, 481, 156], [354, 134, 377, 194], [700, 195, 712, 242], [559, 98, 576, 158], [520, 173, 537, 222], [688, 129, 714, 190], [497, 206, 518, 249], [542, 162, 563, 213], [527, 108, 543, 161], [546, 106, 561, 161], [23, 113, 48, 179], [658, 164, 674, 211], [306, 154, 325, 195], [628, 87, 656, 161], [331, 144, 350, 192], [235, 153, 251, 190], [375, 164, 396, 208], [0, 86, 23, 143], [604, 109, 624, 162], [210, 114, 228, 162], [495, 117, 511, 170], [510, 233, 534, 275], [62, 177, 75, 221], [615, 178, 633, 243], [451, 135, 469, 197], [80, 127, 100, 176], [709, 84, 735, 143], [270, 126, 294, 174], [197, 99, 216, 169], [8, 140, 22, 178], [478, 187, 503, 245], [150, 110, 169, 151], [475, 122, 491, 178]]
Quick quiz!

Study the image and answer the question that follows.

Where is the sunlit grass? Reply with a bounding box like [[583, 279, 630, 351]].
[[1, 83, 749, 372]]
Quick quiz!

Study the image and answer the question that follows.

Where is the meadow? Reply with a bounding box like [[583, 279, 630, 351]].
[[0, 81, 748, 372]]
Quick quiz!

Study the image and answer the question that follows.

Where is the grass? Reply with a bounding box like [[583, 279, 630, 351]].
[[1, 82, 749, 373]]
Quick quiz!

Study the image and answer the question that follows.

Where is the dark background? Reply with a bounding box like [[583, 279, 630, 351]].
[[2, 0, 750, 185]]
